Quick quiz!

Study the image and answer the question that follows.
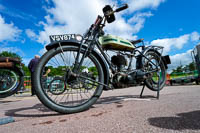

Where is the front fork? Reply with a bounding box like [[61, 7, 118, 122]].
[[73, 37, 95, 74]]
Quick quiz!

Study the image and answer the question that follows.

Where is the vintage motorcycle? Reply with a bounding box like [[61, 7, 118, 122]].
[[0, 57, 24, 98], [33, 4, 171, 113]]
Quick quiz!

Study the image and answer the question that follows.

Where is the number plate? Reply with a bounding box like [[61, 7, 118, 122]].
[[49, 34, 82, 43]]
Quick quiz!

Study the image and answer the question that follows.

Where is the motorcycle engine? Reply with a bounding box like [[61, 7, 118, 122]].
[[111, 55, 127, 71], [111, 54, 146, 88], [111, 54, 129, 88]]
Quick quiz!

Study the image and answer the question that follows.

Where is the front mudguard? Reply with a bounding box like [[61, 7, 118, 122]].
[[45, 41, 110, 90], [46, 39, 80, 51], [136, 46, 171, 69]]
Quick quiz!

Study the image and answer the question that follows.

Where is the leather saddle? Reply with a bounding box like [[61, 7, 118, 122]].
[[0, 57, 21, 68]]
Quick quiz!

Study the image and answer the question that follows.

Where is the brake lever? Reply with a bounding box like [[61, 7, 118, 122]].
[[115, 4, 128, 12]]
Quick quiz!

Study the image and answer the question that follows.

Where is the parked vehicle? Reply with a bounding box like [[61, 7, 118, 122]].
[[33, 4, 171, 113], [191, 43, 200, 84], [0, 57, 24, 98], [169, 43, 200, 85], [169, 71, 199, 85]]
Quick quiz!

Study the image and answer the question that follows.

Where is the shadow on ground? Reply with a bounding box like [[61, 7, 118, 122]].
[[4, 94, 156, 118], [5, 103, 60, 118], [96, 94, 157, 105], [148, 110, 200, 130], [0, 100, 21, 103]]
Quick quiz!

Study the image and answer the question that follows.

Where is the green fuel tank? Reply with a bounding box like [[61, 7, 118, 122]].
[[99, 34, 135, 51]]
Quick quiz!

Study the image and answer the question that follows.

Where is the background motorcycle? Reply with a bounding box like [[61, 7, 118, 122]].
[[0, 57, 24, 98], [33, 4, 170, 114]]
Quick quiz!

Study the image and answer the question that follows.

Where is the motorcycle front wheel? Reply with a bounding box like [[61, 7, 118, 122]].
[[33, 45, 104, 114], [142, 50, 166, 91]]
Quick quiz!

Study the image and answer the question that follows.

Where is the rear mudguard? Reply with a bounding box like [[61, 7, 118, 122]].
[[136, 46, 171, 69], [45, 41, 110, 90]]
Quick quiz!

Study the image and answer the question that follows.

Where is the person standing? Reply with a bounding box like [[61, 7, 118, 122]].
[[28, 55, 40, 96]]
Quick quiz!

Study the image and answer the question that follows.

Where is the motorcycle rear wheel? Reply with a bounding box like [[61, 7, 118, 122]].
[[33, 45, 104, 114], [142, 50, 166, 91]]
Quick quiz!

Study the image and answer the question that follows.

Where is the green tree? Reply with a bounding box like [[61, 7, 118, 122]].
[[0, 51, 31, 76], [0, 51, 22, 61], [176, 65, 183, 73], [88, 66, 98, 76], [23, 65, 31, 76], [188, 62, 196, 71]]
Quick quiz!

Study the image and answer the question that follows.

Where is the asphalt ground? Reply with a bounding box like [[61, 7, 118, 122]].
[[0, 85, 200, 133]]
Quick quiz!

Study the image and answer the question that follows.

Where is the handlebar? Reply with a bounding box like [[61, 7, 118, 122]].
[[89, 4, 128, 31], [115, 4, 128, 12]]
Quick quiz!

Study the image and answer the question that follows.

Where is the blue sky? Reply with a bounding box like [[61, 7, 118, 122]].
[[0, 0, 200, 72]]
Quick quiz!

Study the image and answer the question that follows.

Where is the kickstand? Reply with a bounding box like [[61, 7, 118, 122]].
[[140, 74, 161, 99], [156, 75, 161, 99], [140, 84, 145, 98]]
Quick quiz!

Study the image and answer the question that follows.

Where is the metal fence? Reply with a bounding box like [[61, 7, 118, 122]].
[[21, 76, 31, 92]]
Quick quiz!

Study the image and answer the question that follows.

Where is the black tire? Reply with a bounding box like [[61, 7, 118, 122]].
[[170, 80, 173, 86], [33, 45, 104, 114], [141, 50, 166, 91], [0, 67, 24, 98], [196, 80, 199, 85]]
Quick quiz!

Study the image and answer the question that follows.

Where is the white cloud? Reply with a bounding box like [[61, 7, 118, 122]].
[[25, 29, 37, 40], [30, 0, 165, 45], [150, 33, 193, 54], [191, 31, 200, 41], [149, 31, 200, 72], [37, 24, 69, 44], [105, 12, 152, 39], [124, 0, 165, 13], [0, 47, 24, 56], [105, 14, 137, 39], [128, 12, 153, 34], [35, 0, 112, 44], [168, 49, 193, 72], [0, 15, 21, 42]]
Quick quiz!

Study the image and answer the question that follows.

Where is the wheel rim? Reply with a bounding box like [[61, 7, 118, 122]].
[[0, 69, 18, 94], [143, 52, 166, 88]]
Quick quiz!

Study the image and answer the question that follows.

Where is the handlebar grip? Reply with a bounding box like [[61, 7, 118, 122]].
[[115, 4, 128, 12]]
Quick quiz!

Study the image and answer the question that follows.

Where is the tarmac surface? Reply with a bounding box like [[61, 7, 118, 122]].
[[0, 85, 200, 133]]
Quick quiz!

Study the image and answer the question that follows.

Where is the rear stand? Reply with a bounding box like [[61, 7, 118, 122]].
[[140, 75, 161, 99]]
